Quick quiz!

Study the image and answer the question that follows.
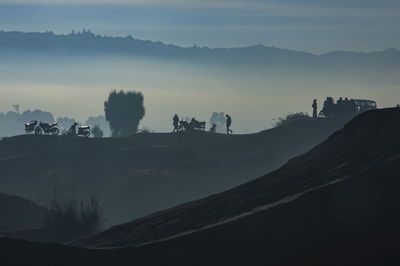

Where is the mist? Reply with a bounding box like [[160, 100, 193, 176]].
[[1, 53, 399, 134], [1, 1, 400, 263]]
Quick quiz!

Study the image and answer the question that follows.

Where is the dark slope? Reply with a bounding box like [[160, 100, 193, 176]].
[[1, 108, 400, 266], [0, 192, 45, 233], [1, 170, 400, 266], [0, 117, 344, 225], [126, 166, 400, 266], [74, 108, 400, 248]]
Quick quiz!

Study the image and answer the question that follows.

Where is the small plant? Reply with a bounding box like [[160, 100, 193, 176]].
[[44, 192, 103, 242], [274, 112, 311, 128], [137, 127, 152, 135]]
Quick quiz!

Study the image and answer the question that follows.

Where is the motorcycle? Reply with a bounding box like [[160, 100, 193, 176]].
[[36, 122, 60, 135], [68, 123, 91, 137], [178, 119, 206, 131], [190, 119, 206, 131], [24, 120, 38, 134], [77, 125, 91, 137], [178, 120, 192, 131]]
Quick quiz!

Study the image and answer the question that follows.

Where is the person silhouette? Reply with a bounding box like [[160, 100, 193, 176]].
[[172, 114, 179, 133], [68, 122, 78, 136], [225, 114, 232, 134], [312, 99, 318, 118]]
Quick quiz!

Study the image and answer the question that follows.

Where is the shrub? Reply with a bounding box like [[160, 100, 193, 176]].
[[274, 112, 311, 128], [44, 194, 103, 242], [137, 127, 152, 135]]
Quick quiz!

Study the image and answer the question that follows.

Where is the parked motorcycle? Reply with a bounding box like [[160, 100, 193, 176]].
[[178, 120, 192, 131], [24, 120, 39, 134], [178, 119, 206, 132], [190, 118, 206, 131], [77, 125, 91, 137], [36, 122, 60, 135], [68, 122, 91, 137]]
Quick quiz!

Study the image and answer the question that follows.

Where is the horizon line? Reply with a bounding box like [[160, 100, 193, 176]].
[[1, 29, 399, 56]]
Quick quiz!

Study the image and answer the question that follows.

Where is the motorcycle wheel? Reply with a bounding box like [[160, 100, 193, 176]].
[[35, 127, 42, 135], [51, 128, 60, 136], [83, 131, 90, 138]]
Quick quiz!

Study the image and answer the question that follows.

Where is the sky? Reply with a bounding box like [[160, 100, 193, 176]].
[[0, 0, 399, 134], [0, 0, 400, 53]]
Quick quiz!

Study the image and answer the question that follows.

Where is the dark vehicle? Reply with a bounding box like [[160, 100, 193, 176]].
[[319, 97, 377, 118], [24, 120, 38, 134], [353, 99, 377, 113], [68, 122, 91, 137], [36, 122, 60, 135]]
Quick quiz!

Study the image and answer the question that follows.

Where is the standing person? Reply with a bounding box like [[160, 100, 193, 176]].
[[172, 114, 179, 133], [225, 114, 232, 135], [68, 122, 78, 136], [312, 99, 318, 118]]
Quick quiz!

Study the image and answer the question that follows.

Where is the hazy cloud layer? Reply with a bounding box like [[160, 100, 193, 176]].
[[0, 0, 399, 133], [0, 0, 399, 53]]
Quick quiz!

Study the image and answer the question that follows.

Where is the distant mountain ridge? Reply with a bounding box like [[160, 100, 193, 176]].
[[1, 30, 399, 69]]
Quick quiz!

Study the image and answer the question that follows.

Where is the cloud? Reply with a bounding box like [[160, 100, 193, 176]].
[[1, 0, 182, 4], [99, 24, 399, 33], [1, 0, 400, 20], [1, 0, 399, 53]]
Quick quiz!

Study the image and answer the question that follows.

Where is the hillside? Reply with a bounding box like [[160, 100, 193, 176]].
[[1, 31, 400, 71], [0, 117, 346, 226], [1, 108, 399, 266], [74, 108, 400, 248], [0, 192, 45, 233]]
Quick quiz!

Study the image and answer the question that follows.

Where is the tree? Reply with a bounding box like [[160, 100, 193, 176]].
[[44, 193, 103, 242], [274, 112, 311, 128], [104, 90, 145, 137]]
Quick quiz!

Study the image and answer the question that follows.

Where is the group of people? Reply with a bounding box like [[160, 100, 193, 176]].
[[325, 97, 357, 118], [313, 97, 377, 119], [173, 114, 232, 134]]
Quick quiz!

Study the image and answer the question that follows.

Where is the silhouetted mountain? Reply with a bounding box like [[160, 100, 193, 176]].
[[0, 192, 45, 233], [1, 108, 399, 266], [0, 117, 347, 226], [1, 30, 399, 70]]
